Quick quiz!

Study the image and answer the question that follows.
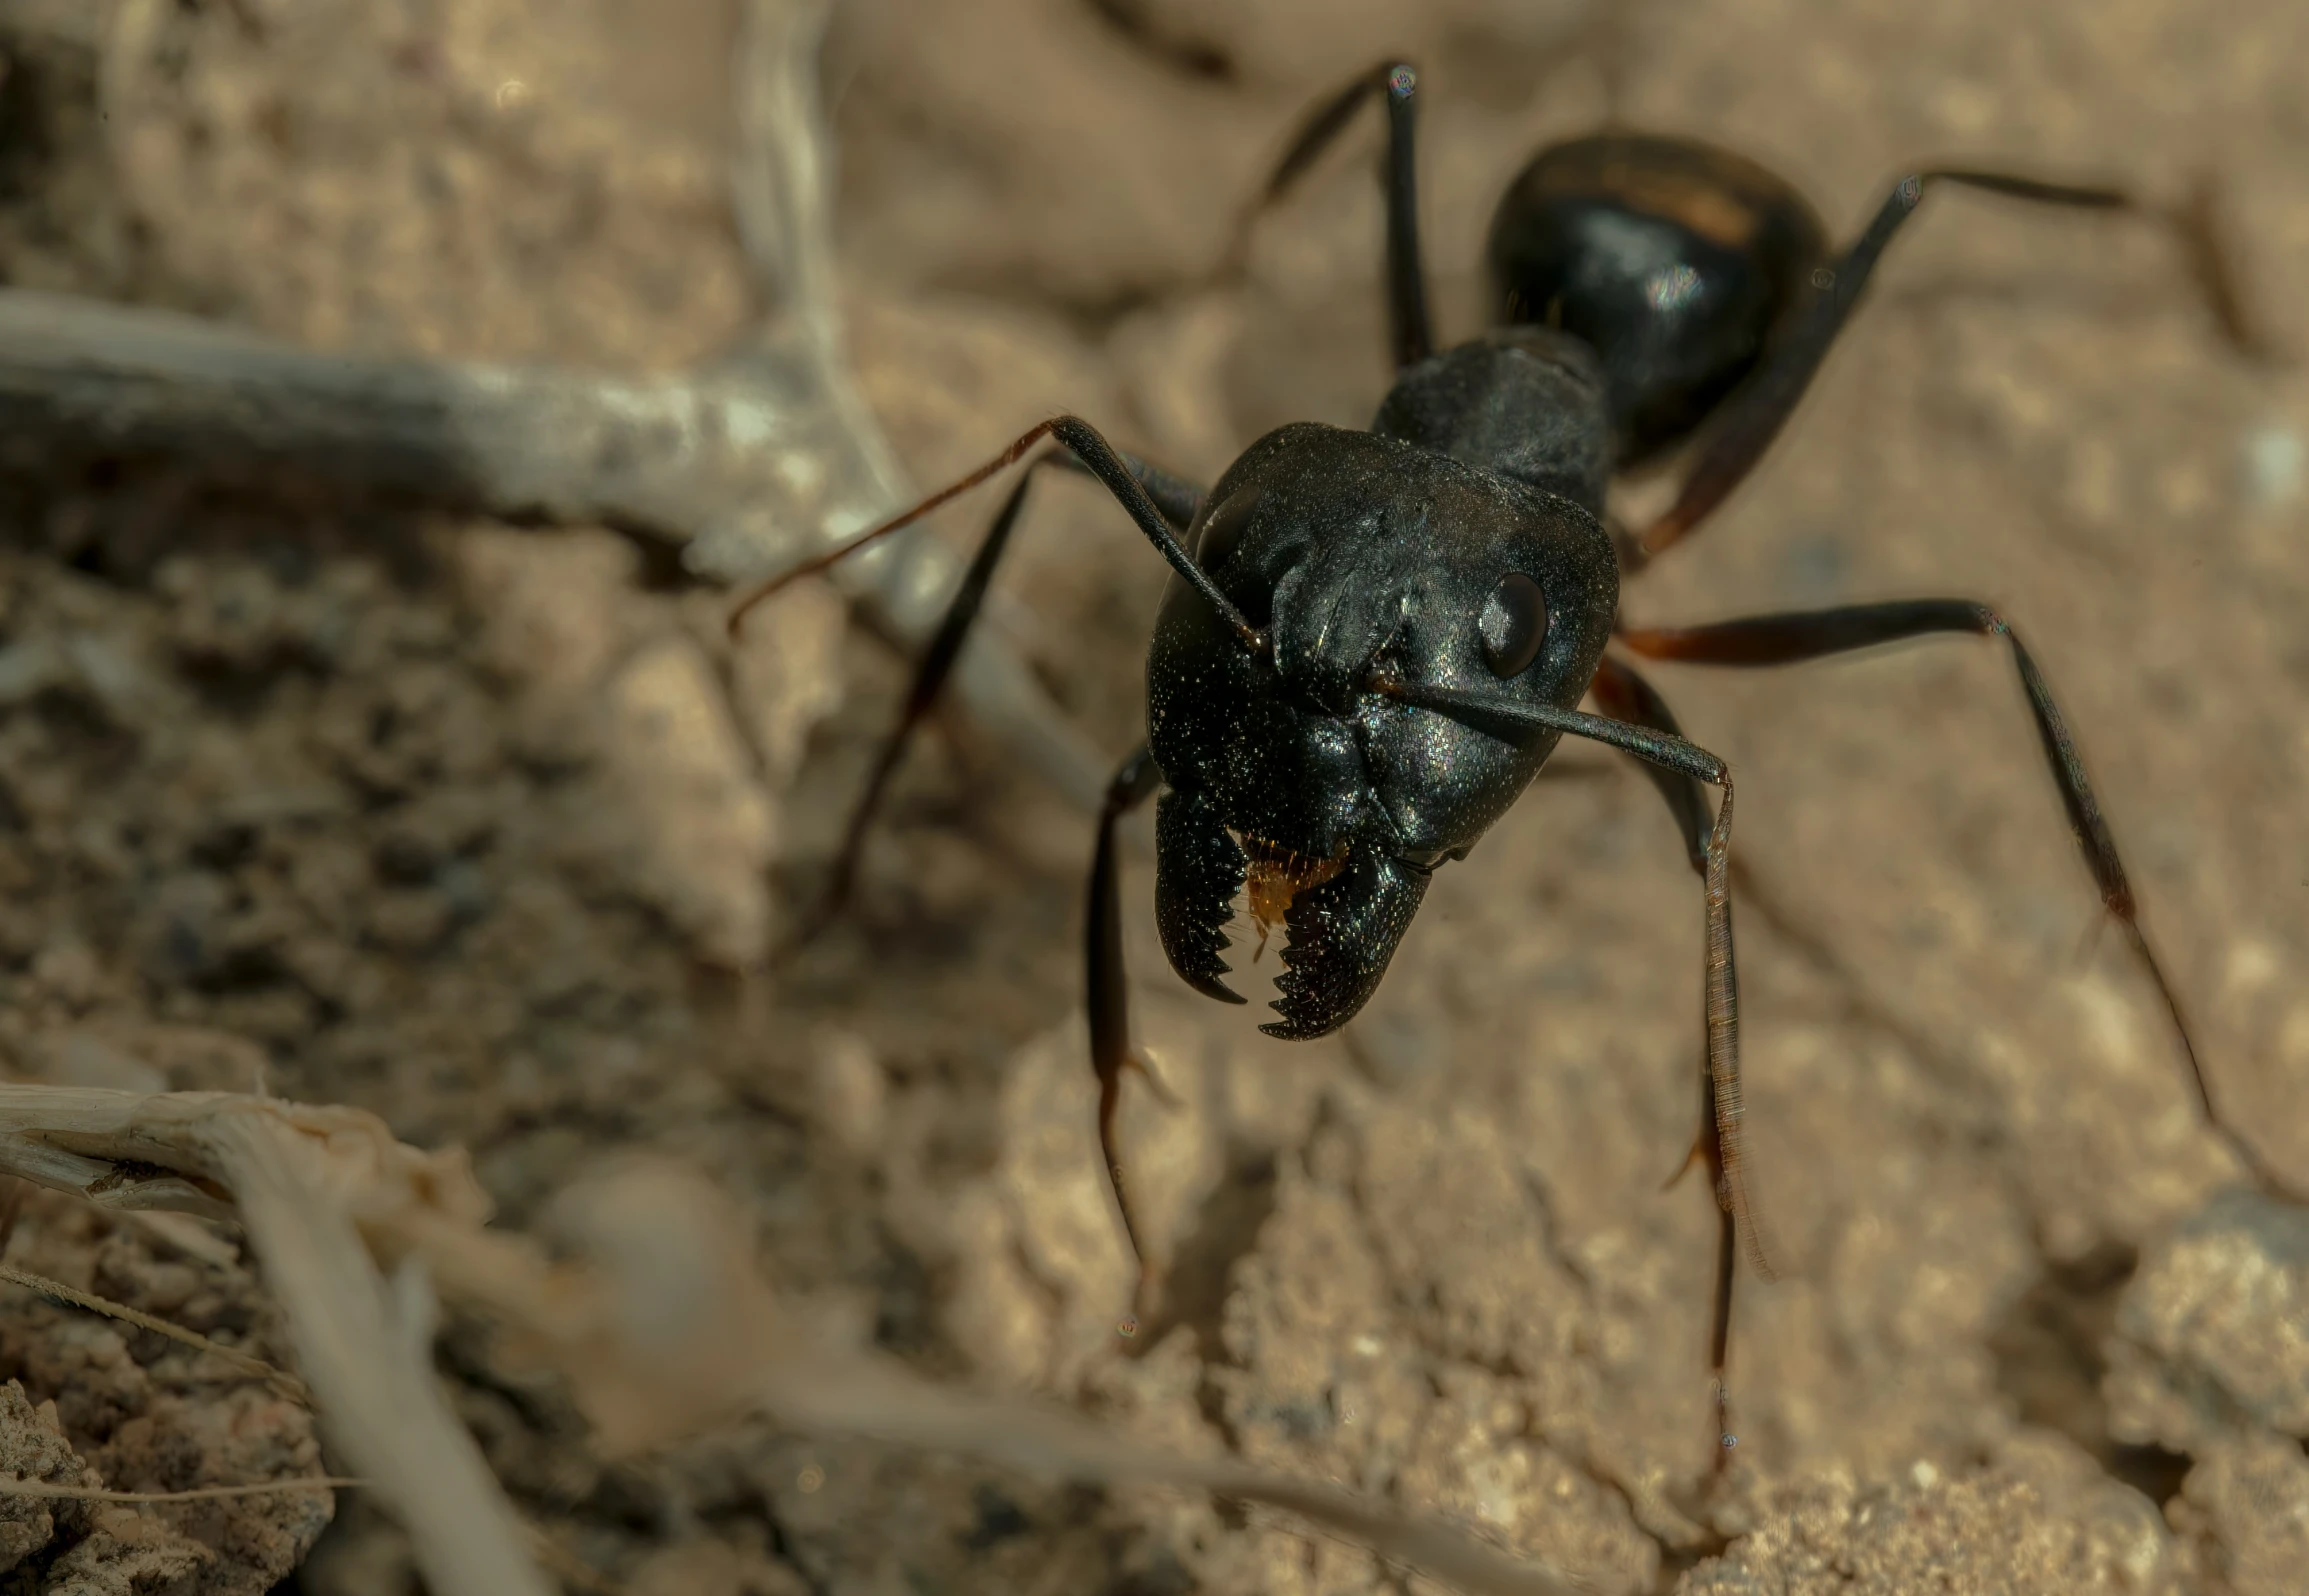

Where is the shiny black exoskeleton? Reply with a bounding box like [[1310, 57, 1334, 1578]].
[[1487, 135, 1827, 466], [732, 57, 2267, 1475], [1134, 129, 1843, 1040], [1147, 344, 1619, 1040]]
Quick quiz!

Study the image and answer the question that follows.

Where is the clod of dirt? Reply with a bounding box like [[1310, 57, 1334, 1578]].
[[727, 583, 849, 789], [2104, 1187, 2309, 1454], [0, 1193, 330, 1594], [2163, 1432, 2309, 1596], [458, 526, 847, 969], [0, 1378, 89, 1573], [1681, 1450, 2175, 1596], [599, 637, 781, 969]]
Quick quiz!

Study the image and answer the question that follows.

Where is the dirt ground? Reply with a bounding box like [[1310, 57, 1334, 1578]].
[[0, 0, 2306, 1592]]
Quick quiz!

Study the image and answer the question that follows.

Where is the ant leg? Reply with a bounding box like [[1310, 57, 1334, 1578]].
[[737, 435, 1209, 955], [1592, 655, 1743, 1473], [1592, 655, 1710, 874], [1635, 170, 2264, 565], [731, 415, 1252, 645], [779, 457, 1044, 953], [1089, 745, 1165, 1327], [1054, 449, 1206, 532], [1618, 600, 2290, 1195], [1219, 59, 1432, 370], [1366, 668, 1773, 1340]]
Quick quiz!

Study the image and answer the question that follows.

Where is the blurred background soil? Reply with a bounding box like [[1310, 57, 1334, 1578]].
[[0, 0, 2306, 1591]]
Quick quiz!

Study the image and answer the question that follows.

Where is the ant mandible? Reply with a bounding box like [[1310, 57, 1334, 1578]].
[[734, 60, 2276, 1470]]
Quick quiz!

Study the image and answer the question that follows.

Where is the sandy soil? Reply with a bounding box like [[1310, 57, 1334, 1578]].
[[0, 0, 2306, 1591]]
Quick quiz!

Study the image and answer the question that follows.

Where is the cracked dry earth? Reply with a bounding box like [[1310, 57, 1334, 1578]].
[[2, 0, 2309, 1592]]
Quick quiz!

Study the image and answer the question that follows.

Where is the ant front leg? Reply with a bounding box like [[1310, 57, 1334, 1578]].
[[1617, 600, 2292, 1198], [1592, 656, 1749, 1473], [1636, 170, 2264, 565], [1592, 656, 1711, 875], [736, 441, 1204, 958], [1220, 59, 1433, 371], [1369, 668, 1767, 1474], [729, 412, 1259, 1319]]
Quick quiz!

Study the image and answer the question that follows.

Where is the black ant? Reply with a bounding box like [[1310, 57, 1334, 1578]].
[[734, 60, 2276, 1471]]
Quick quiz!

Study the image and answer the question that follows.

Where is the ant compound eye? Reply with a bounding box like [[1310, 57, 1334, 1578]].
[[1194, 486, 1264, 573], [1479, 573, 1548, 677]]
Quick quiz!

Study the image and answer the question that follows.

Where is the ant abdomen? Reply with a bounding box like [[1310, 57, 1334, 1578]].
[[1486, 133, 1827, 467]]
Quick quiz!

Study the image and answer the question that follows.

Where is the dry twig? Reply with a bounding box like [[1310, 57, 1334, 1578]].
[[0, 0, 1108, 814]]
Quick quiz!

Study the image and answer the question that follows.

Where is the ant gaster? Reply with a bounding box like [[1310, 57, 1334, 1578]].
[[734, 61, 2276, 1470]]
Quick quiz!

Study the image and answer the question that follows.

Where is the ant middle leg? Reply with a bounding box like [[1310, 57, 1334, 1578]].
[[1634, 171, 2265, 566], [1217, 58, 1433, 371], [1615, 600, 2290, 1198]]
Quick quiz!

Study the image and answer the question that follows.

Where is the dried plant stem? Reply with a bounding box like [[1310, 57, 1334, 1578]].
[[0, 1260, 307, 1400], [0, 1477, 357, 1504]]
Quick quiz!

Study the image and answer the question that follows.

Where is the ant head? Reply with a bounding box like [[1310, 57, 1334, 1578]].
[[1145, 423, 1618, 1039]]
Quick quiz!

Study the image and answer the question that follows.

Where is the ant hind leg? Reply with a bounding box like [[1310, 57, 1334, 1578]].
[[1635, 169, 2268, 566], [1618, 600, 2290, 1197]]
